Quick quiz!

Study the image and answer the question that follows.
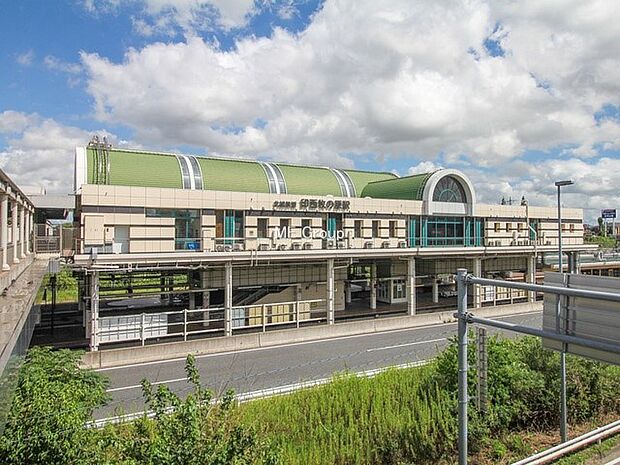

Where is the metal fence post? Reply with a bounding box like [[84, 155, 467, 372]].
[[140, 312, 145, 346], [456, 268, 469, 465], [262, 304, 266, 332], [295, 301, 300, 328], [183, 308, 188, 342]]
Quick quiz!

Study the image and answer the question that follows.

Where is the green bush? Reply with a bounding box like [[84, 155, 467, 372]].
[[0, 347, 109, 465]]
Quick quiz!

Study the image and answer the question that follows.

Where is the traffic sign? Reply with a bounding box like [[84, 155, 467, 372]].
[[601, 209, 616, 219]]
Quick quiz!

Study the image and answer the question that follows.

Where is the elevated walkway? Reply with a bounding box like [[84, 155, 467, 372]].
[[0, 255, 49, 433]]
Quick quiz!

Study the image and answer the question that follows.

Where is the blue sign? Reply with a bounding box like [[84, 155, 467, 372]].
[[601, 209, 616, 219]]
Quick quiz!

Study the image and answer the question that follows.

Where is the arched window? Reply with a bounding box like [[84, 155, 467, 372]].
[[432, 176, 467, 203]]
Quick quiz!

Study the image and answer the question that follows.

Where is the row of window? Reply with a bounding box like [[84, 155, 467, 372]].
[[492, 222, 577, 233], [256, 218, 399, 239]]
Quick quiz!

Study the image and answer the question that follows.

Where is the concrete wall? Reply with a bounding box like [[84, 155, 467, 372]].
[[82, 301, 542, 369]]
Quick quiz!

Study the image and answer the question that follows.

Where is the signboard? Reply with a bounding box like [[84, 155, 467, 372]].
[[601, 209, 616, 219], [273, 198, 351, 211], [543, 272, 620, 365]]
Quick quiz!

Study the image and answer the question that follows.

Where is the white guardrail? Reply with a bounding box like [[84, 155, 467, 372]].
[[97, 299, 326, 346]]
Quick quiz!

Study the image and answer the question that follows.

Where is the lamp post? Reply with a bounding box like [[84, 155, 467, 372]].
[[555, 179, 573, 443]]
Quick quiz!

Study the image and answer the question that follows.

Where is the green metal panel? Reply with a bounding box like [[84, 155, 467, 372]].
[[475, 219, 483, 246], [408, 218, 417, 247], [327, 215, 337, 238], [344, 170, 397, 197], [276, 164, 342, 196], [86, 148, 183, 188], [198, 158, 270, 193], [421, 218, 428, 247], [360, 172, 435, 200]]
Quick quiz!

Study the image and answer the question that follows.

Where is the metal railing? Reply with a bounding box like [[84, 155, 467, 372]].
[[96, 299, 326, 346], [455, 269, 620, 465]]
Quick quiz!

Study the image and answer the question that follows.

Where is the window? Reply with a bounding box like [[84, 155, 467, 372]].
[[494, 223, 500, 232], [301, 218, 311, 231], [354, 220, 362, 238], [146, 209, 201, 250], [257, 218, 268, 238], [570, 223, 575, 233], [518, 223, 524, 232], [426, 216, 465, 246], [279, 218, 290, 238], [432, 176, 467, 203], [372, 220, 380, 237], [506, 223, 511, 232], [389, 221, 397, 237]]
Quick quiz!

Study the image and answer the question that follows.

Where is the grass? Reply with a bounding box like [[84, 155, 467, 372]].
[[240, 365, 457, 465]]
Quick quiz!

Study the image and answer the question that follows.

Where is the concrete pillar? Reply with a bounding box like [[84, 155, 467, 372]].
[[432, 279, 439, 303], [26, 210, 32, 254], [473, 258, 482, 308], [327, 259, 335, 324], [11, 199, 19, 264], [201, 270, 210, 327], [370, 262, 377, 310], [1, 195, 8, 271], [90, 271, 99, 351], [345, 282, 352, 304], [19, 205, 25, 258], [407, 257, 416, 316], [225, 261, 232, 336], [527, 254, 536, 303]]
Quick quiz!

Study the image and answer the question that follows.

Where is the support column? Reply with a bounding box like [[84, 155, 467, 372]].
[[201, 270, 210, 327], [370, 262, 377, 310], [432, 278, 439, 303], [0, 195, 8, 271], [188, 272, 195, 310], [19, 205, 25, 258], [26, 210, 32, 254], [225, 261, 232, 336], [527, 254, 536, 303], [407, 257, 416, 316], [473, 258, 482, 308], [345, 282, 352, 304], [11, 199, 19, 264], [90, 271, 99, 351], [327, 259, 335, 324]]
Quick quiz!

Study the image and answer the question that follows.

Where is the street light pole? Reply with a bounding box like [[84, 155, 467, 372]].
[[555, 179, 573, 443]]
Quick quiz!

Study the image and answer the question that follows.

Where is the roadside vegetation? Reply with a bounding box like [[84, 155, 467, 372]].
[[1, 338, 619, 465], [586, 234, 618, 249]]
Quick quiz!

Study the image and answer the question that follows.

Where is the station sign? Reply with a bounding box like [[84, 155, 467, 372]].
[[273, 198, 351, 211], [543, 272, 620, 365], [601, 209, 616, 219]]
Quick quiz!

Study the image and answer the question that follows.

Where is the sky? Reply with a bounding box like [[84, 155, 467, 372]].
[[1, 0, 619, 223]]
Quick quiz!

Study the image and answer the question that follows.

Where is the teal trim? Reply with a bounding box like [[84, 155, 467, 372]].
[[529, 220, 538, 241], [475, 219, 482, 246], [408, 218, 417, 247], [224, 210, 235, 245], [465, 218, 471, 247], [421, 218, 428, 247], [327, 215, 337, 238]]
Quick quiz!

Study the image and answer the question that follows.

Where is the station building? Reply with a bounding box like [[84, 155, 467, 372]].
[[72, 140, 594, 350]]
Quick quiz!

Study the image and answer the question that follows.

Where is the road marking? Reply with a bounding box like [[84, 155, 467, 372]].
[[107, 376, 189, 393], [93, 359, 430, 428], [366, 337, 446, 352], [96, 310, 542, 373]]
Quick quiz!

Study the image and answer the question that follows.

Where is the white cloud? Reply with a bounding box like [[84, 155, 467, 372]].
[[408, 161, 443, 175], [80, 0, 620, 171], [83, 0, 256, 33], [16, 50, 35, 66], [0, 112, 114, 192], [44, 55, 82, 74]]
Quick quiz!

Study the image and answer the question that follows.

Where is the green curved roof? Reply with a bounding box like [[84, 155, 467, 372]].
[[198, 158, 270, 193], [360, 172, 435, 200], [83, 147, 397, 197]]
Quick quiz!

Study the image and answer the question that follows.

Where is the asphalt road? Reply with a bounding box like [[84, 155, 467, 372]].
[[95, 310, 542, 420]]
